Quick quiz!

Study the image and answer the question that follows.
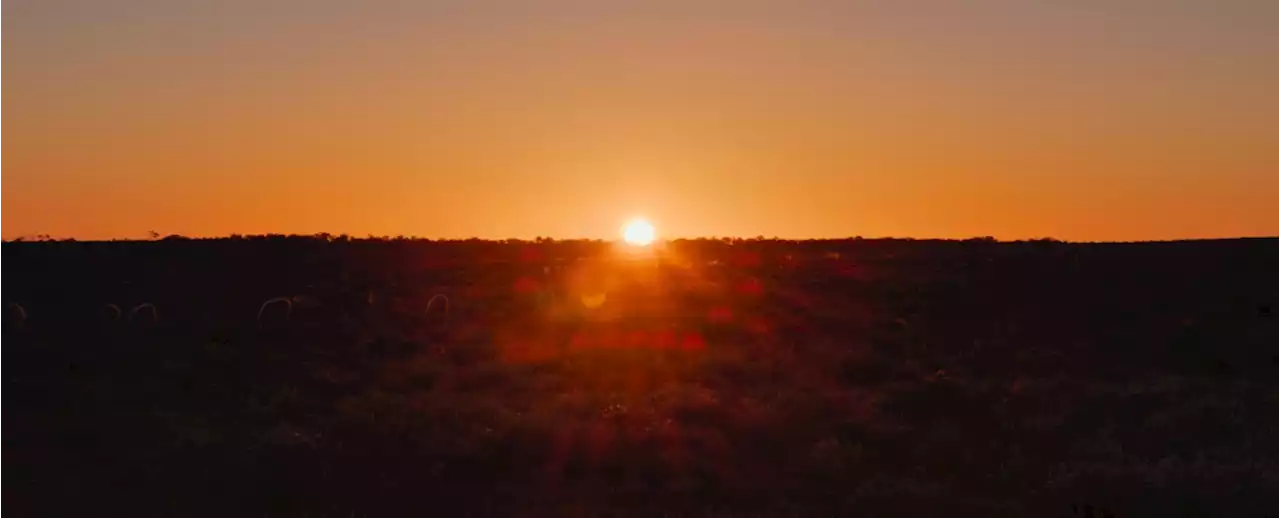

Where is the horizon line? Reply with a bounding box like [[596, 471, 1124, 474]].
[[4, 233, 1276, 245]]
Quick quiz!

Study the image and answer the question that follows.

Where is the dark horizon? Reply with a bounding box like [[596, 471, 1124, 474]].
[[5, 232, 1278, 245]]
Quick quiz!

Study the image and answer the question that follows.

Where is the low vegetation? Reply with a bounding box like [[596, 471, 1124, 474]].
[[4, 236, 1275, 517]]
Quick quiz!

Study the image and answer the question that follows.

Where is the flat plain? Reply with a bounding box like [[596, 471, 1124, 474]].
[[5, 237, 1275, 517]]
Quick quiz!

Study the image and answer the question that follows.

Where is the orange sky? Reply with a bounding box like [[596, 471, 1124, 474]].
[[5, 1, 1276, 241]]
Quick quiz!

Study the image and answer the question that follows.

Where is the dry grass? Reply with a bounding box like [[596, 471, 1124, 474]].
[[4, 238, 1275, 517]]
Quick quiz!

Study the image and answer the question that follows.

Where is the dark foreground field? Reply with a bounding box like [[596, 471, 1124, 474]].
[[5, 237, 1276, 517]]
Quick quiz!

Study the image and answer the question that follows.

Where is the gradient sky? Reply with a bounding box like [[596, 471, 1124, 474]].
[[5, 0, 1276, 241]]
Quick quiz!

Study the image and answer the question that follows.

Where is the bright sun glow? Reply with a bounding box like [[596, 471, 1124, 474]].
[[622, 218, 656, 246]]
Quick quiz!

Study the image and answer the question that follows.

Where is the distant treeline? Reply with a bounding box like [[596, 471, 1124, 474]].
[[12, 232, 1273, 246]]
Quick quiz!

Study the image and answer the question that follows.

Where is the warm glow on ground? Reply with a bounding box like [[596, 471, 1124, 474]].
[[622, 218, 656, 246]]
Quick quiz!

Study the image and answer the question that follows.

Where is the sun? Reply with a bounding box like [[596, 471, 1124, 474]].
[[621, 218, 656, 246]]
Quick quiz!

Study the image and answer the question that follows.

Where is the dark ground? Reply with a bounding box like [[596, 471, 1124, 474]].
[[4, 236, 1276, 517]]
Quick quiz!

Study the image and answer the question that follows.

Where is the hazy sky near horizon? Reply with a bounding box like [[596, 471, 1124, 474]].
[[6, 0, 1275, 241]]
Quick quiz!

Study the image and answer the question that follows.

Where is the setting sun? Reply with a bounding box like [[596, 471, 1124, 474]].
[[622, 218, 656, 246]]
